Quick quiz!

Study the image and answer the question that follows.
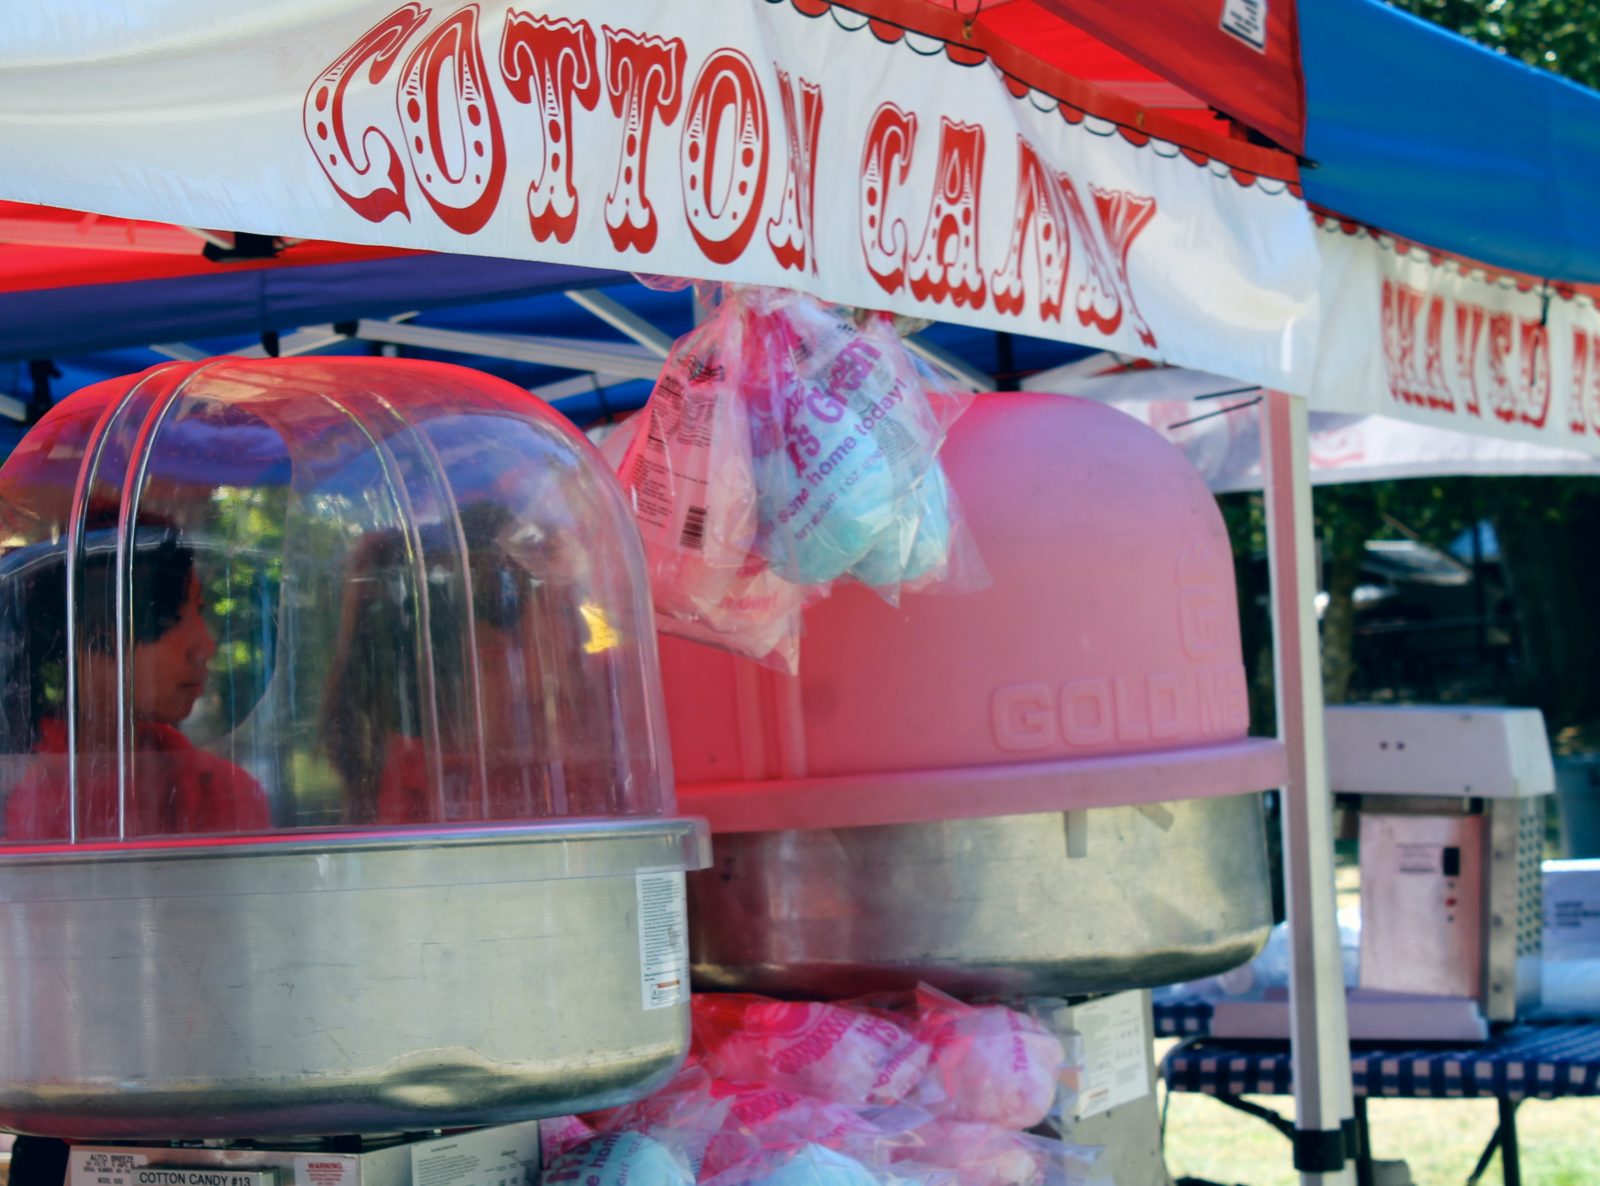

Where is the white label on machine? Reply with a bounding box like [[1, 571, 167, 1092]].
[[1396, 843, 1444, 875], [73, 1151, 148, 1186], [130, 1171, 275, 1186], [1070, 991, 1151, 1119], [292, 1158, 356, 1186], [636, 870, 689, 1011], [411, 1126, 538, 1186]]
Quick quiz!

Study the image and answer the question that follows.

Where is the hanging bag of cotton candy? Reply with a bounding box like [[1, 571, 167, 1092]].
[[841, 315, 986, 600], [747, 297, 980, 598], [607, 286, 808, 669]]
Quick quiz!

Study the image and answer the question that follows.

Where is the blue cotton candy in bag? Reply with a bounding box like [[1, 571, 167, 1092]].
[[848, 466, 954, 591], [745, 1144, 880, 1186], [753, 307, 942, 587], [544, 1132, 693, 1186]]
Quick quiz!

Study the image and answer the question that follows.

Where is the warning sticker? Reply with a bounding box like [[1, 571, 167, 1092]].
[[637, 870, 689, 1011], [1220, 0, 1268, 51], [1071, 991, 1151, 1120], [293, 1158, 355, 1186]]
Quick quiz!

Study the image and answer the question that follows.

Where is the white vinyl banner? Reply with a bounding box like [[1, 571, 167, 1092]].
[[1110, 399, 1600, 493], [0, 0, 1318, 391], [1311, 219, 1600, 456]]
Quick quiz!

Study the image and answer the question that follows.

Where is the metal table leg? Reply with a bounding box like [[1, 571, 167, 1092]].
[[1353, 1096, 1373, 1186], [1498, 1098, 1521, 1186]]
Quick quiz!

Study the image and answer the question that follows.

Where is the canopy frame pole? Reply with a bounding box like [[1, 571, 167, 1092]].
[[1261, 389, 1356, 1186]]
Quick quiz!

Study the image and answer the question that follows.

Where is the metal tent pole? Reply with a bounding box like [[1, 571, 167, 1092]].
[[1261, 389, 1356, 1186]]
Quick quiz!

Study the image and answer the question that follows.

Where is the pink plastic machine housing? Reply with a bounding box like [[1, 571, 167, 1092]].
[[0, 359, 707, 1139], [666, 392, 1287, 997]]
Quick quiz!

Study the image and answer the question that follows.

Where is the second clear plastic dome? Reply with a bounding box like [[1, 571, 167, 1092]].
[[0, 358, 674, 843]]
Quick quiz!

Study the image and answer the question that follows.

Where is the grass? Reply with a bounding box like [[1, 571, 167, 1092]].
[[1159, 1076, 1600, 1185]]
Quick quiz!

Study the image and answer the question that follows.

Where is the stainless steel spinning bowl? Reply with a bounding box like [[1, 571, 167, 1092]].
[[0, 820, 708, 1140], [689, 794, 1273, 998]]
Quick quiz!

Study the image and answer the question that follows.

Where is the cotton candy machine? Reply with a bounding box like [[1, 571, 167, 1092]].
[[663, 392, 1285, 997], [0, 358, 708, 1140]]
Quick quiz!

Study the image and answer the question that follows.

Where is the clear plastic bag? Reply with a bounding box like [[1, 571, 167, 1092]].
[[693, 995, 933, 1108], [906, 986, 1066, 1129], [608, 286, 980, 671], [542, 1131, 695, 1186]]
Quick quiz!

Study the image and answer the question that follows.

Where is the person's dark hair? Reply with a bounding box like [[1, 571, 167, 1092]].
[[320, 503, 533, 822], [0, 506, 195, 749]]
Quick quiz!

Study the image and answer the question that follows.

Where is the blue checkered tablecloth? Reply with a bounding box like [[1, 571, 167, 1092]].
[[1152, 996, 1215, 1037], [1162, 1023, 1600, 1101]]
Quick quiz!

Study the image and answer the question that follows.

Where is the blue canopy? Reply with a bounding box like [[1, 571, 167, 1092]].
[[1299, 0, 1600, 284]]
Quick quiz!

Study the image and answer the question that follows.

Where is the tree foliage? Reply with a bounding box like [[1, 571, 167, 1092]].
[[1388, 0, 1600, 89]]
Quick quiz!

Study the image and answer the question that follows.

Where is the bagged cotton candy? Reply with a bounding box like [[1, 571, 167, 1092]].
[[895, 1121, 1051, 1186], [602, 404, 805, 669], [708, 1143, 881, 1186], [695, 996, 932, 1106], [911, 988, 1065, 1129], [540, 1115, 598, 1164], [847, 466, 953, 590], [608, 284, 979, 671], [542, 1131, 692, 1186], [747, 298, 968, 593], [580, 1064, 734, 1179]]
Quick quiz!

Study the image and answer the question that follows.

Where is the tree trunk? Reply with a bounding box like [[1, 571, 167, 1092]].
[[1316, 487, 1383, 705]]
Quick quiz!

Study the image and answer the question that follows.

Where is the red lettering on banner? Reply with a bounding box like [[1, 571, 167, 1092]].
[[1382, 281, 1455, 411], [991, 137, 1072, 320], [1381, 277, 1563, 432], [1085, 186, 1157, 348], [499, 12, 599, 244], [859, 104, 917, 295], [304, 5, 431, 223], [681, 49, 769, 264], [1420, 295, 1454, 411], [1485, 312, 1516, 423], [1381, 279, 1428, 408], [397, 6, 506, 234], [1570, 330, 1600, 436], [1454, 304, 1486, 417], [767, 68, 822, 273], [602, 27, 686, 253], [1518, 319, 1552, 429], [907, 119, 987, 309]]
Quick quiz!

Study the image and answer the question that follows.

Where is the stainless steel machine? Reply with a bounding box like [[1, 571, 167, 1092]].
[[0, 359, 710, 1164], [659, 392, 1289, 1186], [1212, 704, 1553, 1042], [665, 392, 1286, 1001], [1333, 705, 1552, 1028]]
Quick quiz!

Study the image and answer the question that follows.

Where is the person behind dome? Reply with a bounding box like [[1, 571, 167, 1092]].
[[0, 510, 271, 842], [321, 501, 621, 826]]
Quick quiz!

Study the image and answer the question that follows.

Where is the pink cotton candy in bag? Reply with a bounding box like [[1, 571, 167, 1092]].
[[540, 1115, 598, 1165], [694, 996, 932, 1106], [892, 1120, 1104, 1186], [911, 988, 1065, 1129]]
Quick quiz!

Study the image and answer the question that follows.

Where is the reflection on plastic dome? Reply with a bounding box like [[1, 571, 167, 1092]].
[[0, 359, 672, 844]]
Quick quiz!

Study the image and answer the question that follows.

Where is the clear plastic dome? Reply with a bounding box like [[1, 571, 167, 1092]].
[[0, 358, 676, 843]]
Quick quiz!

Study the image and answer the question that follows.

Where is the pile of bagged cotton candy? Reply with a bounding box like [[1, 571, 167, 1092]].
[[603, 285, 982, 672], [541, 987, 1110, 1186]]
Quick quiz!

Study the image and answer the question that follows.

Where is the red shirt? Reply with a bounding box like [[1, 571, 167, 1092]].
[[373, 734, 553, 824], [5, 719, 272, 842]]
